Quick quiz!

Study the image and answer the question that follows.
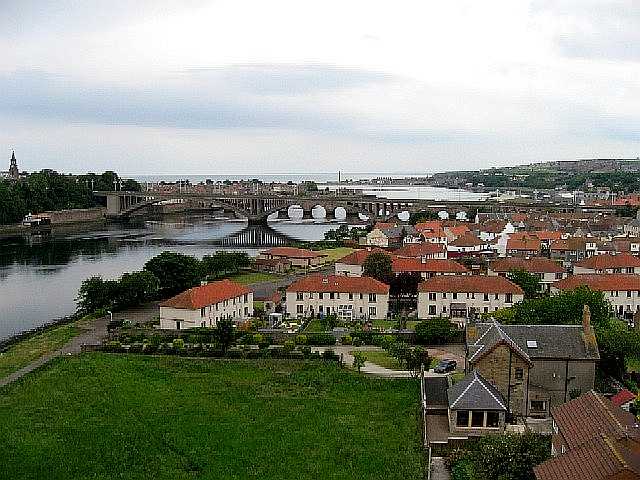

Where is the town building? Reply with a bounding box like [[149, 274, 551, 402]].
[[334, 248, 388, 277], [258, 247, 326, 268], [534, 391, 640, 480], [392, 257, 469, 278], [1, 151, 20, 180], [553, 274, 640, 318], [466, 311, 599, 418], [488, 257, 566, 293], [417, 275, 524, 320], [447, 233, 490, 257], [573, 253, 640, 274], [285, 274, 389, 320], [550, 237, 598, 266], [505, 233, 542, 257], [159, 279, 253, 330], [393, 242, 447, 259]]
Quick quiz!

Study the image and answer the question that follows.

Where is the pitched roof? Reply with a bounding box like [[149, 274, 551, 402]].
[[394, 243, 446, 257], [532, 230, 563, 241], [468, 322, 600, 363], [415, 221, 443, 232], [550, 391, 639, 450], [490, 257, 565, 274], [449, 232, 485, 247], [261, 247, 324, 258], [611, 389, 637, 408], [447, 371, 507, 411], [575, 253, 640, 270], [534, 433, 640, 480], [286, 274, 390, 294], [392, 258, 468, 274], [418, 275, 524, 294], [506, 234, 541, 252], [336, 248, 389, 266], [554, 274, 640, 292], [160, 280, 251, 309], [550, 237, 592, 252]]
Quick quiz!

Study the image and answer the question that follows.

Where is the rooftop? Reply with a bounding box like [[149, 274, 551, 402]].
[[160, 280, 251, 310], [490, 256, 564, 274], [418, 275, 524, 294], [287, 274, 390, 294], [554, 273, 640, 292], [447, 370, 507, 411]]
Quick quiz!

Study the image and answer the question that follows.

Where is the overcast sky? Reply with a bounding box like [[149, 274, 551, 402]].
[[1, 0, 639, 175]]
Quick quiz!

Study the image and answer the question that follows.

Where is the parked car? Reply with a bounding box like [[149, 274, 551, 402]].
[[433, 359, 457, 374]]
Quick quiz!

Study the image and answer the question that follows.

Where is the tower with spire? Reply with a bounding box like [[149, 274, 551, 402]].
[[8, 151, 19, 179]]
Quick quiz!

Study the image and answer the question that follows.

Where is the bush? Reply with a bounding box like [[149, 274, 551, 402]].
[[414, 318, 454, 345], [103, 341, 122, 352], [322, 349, 338, 361], [295, 334, 308, 345], [306, 334, 337, 346], [352, 336, 363, 347], [341, 335, 352, 345], [172, 338, 185, 351], [252, 333, 264, 345], [283, 340, 295, 352]]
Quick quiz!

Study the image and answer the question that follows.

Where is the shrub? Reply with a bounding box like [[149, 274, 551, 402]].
[[341, 335, 352, 345], [172, 338, 185, 351], [103, 341, 122, 353], [352, 351, 367, 372], [352, 336, 363, 347], [295, 334, 308, 345], [283, 340, 295, 352], [322, 349, 338, 361], [129, 342, 144, 353], [414, 318, 454, 345], [306, 334, 336, 346], [252, 333, 264, 345]]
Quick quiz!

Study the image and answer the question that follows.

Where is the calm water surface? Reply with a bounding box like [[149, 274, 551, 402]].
[[0, 215, 339, 340]]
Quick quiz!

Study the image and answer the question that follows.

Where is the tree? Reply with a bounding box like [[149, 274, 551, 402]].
[[414, 318, 455, 345], [214, 319, 236, 353], [596, 319, 640, 378], [405, 346, 430, 378], [144, 251, 202, 296], [409, 210, 439, 225], [76, 276, 119, 313], [507, 268, 541, 299], [363, 252, 393, 284], [352, 351, 367, 372], [390, 272, 421, 297], [113, 271, 159, 310]]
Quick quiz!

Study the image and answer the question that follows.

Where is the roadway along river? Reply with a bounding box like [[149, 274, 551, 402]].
[[0, 214, 339, 340]]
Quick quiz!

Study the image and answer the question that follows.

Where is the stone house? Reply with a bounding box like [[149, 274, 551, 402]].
[[465, 310, 599, 418], [160, 279, 253, 330]]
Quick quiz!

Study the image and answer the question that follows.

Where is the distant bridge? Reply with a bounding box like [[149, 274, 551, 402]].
[[94, 190, 615, 223]]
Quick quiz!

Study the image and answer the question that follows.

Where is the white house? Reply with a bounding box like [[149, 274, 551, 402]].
[[553, 274, 640, 319], [573, 253, 640, 275], [286, 274, 390, 321], [334, 248, 389, 277], [417, 276, 524, 321], [488, 257, 566, 293], [160, 279, 253, 330]]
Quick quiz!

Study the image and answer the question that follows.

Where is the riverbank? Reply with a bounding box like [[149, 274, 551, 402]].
[[0, 207, 108, 238]]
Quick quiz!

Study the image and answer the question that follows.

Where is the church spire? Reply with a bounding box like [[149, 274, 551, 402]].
[[8, 150, 19, 179]]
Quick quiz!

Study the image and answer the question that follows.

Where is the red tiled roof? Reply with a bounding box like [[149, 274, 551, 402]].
[[415, 221, 443, 232], [336, 248, 390, 266], [532, 230, 563, 241], [575, 253, 640, 270], [445, 225, 470, 237], [449, 233, 485, 247], [554, 274, 640, 292], [392, 258, 468, 274], [550, 237, 591, 252], [373, 222, 397, 230], [394, 243, 446, 257], [506, 235, 541, 252], [160, 280, 251, 309], [262, 247, 324, 259], [287, 274, 390, 294], [418, 275, 524, 294], [490, 257, 564, 274], [611, 389, 637, 408]]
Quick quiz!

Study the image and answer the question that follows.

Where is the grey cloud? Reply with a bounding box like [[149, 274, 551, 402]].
[[532, 0, 640, 61]]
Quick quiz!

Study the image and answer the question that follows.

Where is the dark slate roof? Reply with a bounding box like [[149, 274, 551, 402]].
[[468, 322, 599, 364], [447, 371, 507, 411], [423, 376, 449, 408]]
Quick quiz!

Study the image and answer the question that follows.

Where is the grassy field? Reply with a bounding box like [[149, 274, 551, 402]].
[[229, 271, 282, 284], [0, 354, 423, 480], [317, 247, 355, 264], [0, 322, 81, 379], [354, 349, 404, 370]]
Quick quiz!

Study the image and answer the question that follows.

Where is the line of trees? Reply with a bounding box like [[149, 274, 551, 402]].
[[0, 170, 141, 225], [76, 250, 251, 315]]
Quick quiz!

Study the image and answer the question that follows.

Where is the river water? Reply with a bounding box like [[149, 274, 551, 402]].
[[0, 216, 340, 340]]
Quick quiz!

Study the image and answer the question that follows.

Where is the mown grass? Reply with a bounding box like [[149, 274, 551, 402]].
[[353, 349, 404, 370], [316, 247, 355, 264], [0, 322, 81, 379], [229, 271, 282, 284], [627, 355, 640, 373], [0, 354, 423, 480]]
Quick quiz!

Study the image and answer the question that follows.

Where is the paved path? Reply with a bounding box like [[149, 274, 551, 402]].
[[430, 457, 451, 480], [0, 316, 109, 389]]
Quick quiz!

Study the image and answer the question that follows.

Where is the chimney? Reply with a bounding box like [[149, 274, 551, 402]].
[[466, 317, 478, 344], [582, 304, 598, 353], [634, 309, 640, 333], [582, 304, 591, 332]]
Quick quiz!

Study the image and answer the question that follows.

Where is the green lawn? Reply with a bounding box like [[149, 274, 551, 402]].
[[352, 349, 404, 370], [371, 320, 419, 330], [0, 322, 81, 379], [303, 319, 329, 332], [316, 247, 355, 264], [627, 355, 640, 373], [228, 271, 282, 285], [0, 354, 423, 480]]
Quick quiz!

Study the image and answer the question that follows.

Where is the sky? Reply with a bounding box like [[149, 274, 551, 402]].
[[1, 0, 639, 175]]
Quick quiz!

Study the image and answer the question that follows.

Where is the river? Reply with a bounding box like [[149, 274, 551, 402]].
[[0, 215, 339, 340]]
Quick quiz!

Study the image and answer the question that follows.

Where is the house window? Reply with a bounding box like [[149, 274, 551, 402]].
[[200, 307, 206, 317], [349, 293, 353, 300], [495, 293, 499, 300], [484, 293, 489, 301], [296, 305, 304, 314], [505, 293, 513, 303], [483, 307, 488, 313], [442, 293, 447, 299], [369, 306, 376, 317], [243, 294, 248, 302], [244, 306, 249, 316], [486, 411, 500, 428], [456, 410, 469, 428], [428, 292, 436, 301], [530, 400, 546, 412], [319, 305, 323, 313], [515, 367, 524, 381], [628, 291, 632, 298], [296, 292, 303, 301], [330, 293, 335, 299], [319, 293, 324, 299], [555, 272, 563, 280], [453, 292, 458, 300], [429, 305, 436, 315], [359, 293, 363, 300], [369, 293, 376, 302], [471, 411, 484, 427]]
